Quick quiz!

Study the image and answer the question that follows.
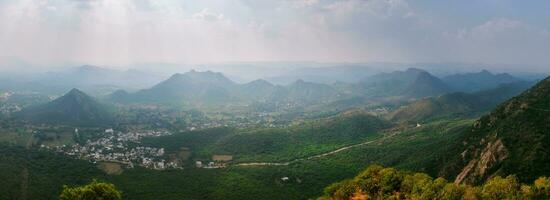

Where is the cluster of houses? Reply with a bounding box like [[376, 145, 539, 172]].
[[0, 91, 13, 100], [184, 113, 287, 131], [0, 103, 21, 115], [45, 129, 182, 170], [0, 92, 21, 115]]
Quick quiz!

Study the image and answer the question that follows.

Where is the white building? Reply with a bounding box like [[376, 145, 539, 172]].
[[196, 161, 203, 168]]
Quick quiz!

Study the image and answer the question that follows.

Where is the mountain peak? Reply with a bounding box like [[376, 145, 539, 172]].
[[402, 71, 450, 98], [179, 70, 234, 85], [405, 68, 427, 74], [54, 89, 101, 108], [16, 88, 113, 125], [67, 88, 85, 95], [73, 65, 105, 72], [184, 70, 217, 76], [247, 79, 273, 86], [128, 70, 236, 104], [416, 70, 434, 77], [168, 73, 185, 79], [63, 88, 91, 101], [480, 69, 492, 75]]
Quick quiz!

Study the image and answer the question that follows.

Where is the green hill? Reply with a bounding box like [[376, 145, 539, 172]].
[[439, 76, 550, 184], [238, 79, 277, 100], [443, 69, 521, 92], [402, 71, 451, 98], [360, 68, 450, 98], [111, 70, 237, 104], [15, 89, 115, 126]]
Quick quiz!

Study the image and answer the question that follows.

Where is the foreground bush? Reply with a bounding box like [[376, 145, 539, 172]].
[[59, 179, 121, 200], [320, 165, 550, 200]]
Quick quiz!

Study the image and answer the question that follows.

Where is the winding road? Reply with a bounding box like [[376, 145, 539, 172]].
[[233, 138, 381, 167]]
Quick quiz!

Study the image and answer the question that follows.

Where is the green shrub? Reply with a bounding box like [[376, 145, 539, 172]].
[[59, 180, 121, 200]]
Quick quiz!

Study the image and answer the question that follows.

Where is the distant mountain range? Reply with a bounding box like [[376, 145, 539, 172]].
[[442, 69, 521, 92], [389, 81, 535, 122], [358, 68, 451, 98], [0, 65, 166, 95], [264, 65, 381, 85], [109, 70, 345, 105], [107, 68, 529, 108], [15, 89, 115, 126]]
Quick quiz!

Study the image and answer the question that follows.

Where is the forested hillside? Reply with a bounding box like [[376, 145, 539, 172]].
[[440, 76, 550, 184]]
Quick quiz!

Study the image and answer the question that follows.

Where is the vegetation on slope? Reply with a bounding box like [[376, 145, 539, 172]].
[[142, 112, 391, 163], [389, 81, 534, 122], [0, 118, 473, 200], [59, 179, 122, 200], [0, 145, 105, 200], [439, 76, 550, 184], [319, 165, 550, 200]]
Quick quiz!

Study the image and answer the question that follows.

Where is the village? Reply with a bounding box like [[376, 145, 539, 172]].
[[42, 129, 181, 170]]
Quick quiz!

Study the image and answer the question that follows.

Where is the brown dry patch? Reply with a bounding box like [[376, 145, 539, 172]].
[[212, 155, 233, 162], [98, 162, 124, 175]]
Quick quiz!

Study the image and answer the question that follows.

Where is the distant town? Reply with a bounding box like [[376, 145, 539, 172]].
[[42, 129, 180, 170]]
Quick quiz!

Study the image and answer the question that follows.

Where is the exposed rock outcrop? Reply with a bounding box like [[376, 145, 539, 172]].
[[454, 139, 508, 184]]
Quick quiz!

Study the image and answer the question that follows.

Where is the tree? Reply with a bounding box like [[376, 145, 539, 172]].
[[480, 175, 521, 200], [319, 165, 550, 200], [533, 177, 550, 199], [438, 183, 465, 200], [59, 179, 121, 200]]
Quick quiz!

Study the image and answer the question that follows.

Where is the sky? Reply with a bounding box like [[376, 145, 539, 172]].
[[0, 0, 550, 71]]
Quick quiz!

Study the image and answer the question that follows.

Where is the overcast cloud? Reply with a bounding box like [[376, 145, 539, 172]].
[[0, 0, 549, 71]]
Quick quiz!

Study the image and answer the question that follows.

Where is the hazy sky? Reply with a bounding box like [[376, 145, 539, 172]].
[[1, 0, 550, 70]]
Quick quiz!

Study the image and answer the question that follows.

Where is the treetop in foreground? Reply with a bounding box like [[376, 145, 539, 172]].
[[59, 179, 121, 200]]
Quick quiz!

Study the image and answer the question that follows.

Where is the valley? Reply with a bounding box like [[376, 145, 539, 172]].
[[2, 2, 550, 199], [0, 66, 548, 200]]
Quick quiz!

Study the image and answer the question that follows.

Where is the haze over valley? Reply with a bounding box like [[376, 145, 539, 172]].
[[1, 1, 550, 200]]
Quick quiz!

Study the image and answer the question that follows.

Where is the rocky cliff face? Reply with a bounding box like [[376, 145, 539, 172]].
[[454, 139, 508, 184]]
